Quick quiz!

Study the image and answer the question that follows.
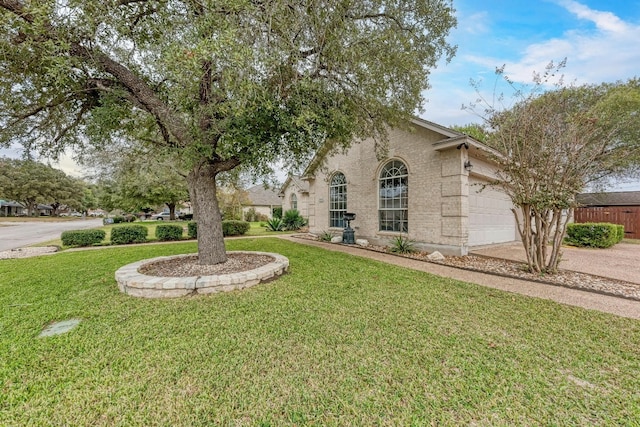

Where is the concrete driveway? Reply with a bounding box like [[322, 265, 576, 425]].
[[0, 218, 104, 251], [472, 242, 640, 284]]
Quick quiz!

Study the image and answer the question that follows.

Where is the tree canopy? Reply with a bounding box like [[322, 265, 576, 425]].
[[0, 0, 457, 264], [0, 157, 86, 215]]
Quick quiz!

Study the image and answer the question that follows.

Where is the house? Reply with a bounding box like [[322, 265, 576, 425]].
[[0, 200, 25, 216], [242, 185, 282, 220], [279, 175, 310, 218], [297, 117, 518, 256], [575, 191, 640, 239]]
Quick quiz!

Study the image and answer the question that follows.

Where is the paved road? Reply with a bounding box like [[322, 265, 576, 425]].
[[0, 219, 104, 251]]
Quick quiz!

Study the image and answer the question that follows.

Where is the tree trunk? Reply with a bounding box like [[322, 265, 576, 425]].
[[167, 202, 176, 220], [188, 162, 227, 265]]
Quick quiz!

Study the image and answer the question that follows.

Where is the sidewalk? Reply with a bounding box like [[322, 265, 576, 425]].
[[279, 236, 640, 320]]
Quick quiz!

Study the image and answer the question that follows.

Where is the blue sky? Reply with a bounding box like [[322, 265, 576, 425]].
[[422, 0, 640, 127]]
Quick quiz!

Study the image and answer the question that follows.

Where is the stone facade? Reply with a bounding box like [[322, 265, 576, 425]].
[[303, 118, 516, 256], [279, 175, 310, 218]]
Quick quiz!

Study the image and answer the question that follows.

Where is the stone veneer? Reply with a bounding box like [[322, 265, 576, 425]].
[[115, 251, 289, 298]]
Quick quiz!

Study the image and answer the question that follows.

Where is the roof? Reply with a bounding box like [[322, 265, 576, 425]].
[[279, 175, 310, 196], [0, 200, 24, 208], [301, 116, 497, 177], [245, 185, 282, 206], [577, 191, 640, 207]]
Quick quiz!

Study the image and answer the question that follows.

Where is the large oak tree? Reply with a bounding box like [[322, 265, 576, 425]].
[[0, 0, 456, 264]]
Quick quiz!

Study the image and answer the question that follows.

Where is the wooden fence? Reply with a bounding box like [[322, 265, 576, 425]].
[[574, 206, 640, 239]]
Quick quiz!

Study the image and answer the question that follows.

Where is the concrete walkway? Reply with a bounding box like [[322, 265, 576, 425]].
[[280, 236, 640, 320]]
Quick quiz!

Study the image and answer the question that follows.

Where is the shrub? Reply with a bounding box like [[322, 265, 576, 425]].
[[318, 230, 334, 242], [111, 225, 148, 245], [389, 236, 416, 254], [61, 229, 106, 247], [272, 206, 282, 219], [565, 223, 620, 248], [187, 221, 198, 238], [112, 215, 124, 224], [615, 224, 625, 242], [123, 214, 137, 223], [185, 220, 250, 238], [244, 207, 258, 222], [265, 217, 285, 231], [155, 224, 183, 241], [282, 209, 306, 231], [181, 213, 194, 221], [222, 220, 250, 236]]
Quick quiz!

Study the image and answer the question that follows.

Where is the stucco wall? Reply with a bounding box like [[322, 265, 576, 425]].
[[308, 126, 472, 255]]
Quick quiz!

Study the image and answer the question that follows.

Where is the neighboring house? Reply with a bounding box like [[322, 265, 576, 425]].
[[36, 204, 53, 216], [300, 117, 518, 256], [279, 175, 310, 218], [576, 191, 640, 239], [242, 185, 282, 220], [0, 200, 25, 216]]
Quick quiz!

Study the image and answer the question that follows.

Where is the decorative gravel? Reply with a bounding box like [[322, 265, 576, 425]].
[[296, 234, 640, 301], [439, 255, 640, 301], [0, 246, 58, 259], [138, 253, 275, 277]]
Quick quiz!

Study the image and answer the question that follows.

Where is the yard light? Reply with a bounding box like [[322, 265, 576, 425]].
[[464, 160, 473, 172]]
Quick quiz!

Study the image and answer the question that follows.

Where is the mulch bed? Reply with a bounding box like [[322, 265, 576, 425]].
[[139, 253, 275, 277]]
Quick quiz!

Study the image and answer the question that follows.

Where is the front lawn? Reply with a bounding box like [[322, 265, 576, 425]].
[[1, 238, 638, 425]]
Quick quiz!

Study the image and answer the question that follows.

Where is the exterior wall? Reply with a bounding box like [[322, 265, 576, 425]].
[[308, 126, 470, 255], [280, 186, 309, 219], [241, 205, 274, 220]]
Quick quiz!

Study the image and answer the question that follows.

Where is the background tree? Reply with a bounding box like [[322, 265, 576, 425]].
[[86, 145, 190, 219], [466, 64, 640, 273], [0, 158, 85, 216], [0, 1, 456, 264]]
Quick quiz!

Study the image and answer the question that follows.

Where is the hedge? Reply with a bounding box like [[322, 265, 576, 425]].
[[565, 222, 623, 248], [186, 220, 250, 238], [187, 221, 198, 238], [111, 225, 148, 245], [61, 229, 106, 247], [155, 224, 183, 241]]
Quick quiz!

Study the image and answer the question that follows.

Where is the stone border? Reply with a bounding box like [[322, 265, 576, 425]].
[[115, 251, 289, 298]]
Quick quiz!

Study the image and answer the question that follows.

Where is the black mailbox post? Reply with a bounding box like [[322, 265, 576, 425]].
[[342, 212, 356, 244]]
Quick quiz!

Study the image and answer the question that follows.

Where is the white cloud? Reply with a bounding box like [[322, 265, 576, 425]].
[[466, 1, 640, 86], [557, 0, 630, 33]]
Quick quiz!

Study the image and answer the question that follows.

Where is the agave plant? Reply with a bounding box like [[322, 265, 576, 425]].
[[265, 217, 285, 231], [389, 236, 416, 254]]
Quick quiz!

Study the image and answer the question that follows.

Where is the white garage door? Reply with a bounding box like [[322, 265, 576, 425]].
[[468, 177, 516, 247]]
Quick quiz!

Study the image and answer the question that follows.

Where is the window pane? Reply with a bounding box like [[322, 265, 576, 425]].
[[378, 160, 408, 233], [329, 172, 347, 228]]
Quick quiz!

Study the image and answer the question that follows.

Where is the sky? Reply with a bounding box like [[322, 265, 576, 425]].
[[2, 0, 640, 189]]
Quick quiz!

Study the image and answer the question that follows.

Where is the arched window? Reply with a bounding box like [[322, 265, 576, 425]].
[[329, 172, 347, 228], [290, 193, 298, 210], [379, 160, 408, 232]]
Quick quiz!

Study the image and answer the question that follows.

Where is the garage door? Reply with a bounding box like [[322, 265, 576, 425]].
[[468, 177, 516, 246]]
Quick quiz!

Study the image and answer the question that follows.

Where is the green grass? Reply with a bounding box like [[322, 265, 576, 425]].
[[1, 238, 639, 425]]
